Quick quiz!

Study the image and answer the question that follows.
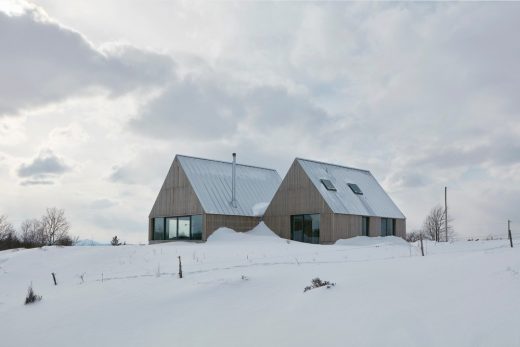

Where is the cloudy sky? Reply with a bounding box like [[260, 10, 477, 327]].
[[1, 0, 519, 243]]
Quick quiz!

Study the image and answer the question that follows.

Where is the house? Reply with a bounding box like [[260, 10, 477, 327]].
[[262, 158, 406, 244], [148, 154, 282, 242]]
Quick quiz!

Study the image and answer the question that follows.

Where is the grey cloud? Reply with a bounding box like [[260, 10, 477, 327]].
[[129, 78, 242, 139], [89, 198, 118, 209], [129, 77, 332, 142], [17, 149, 71, 185], [0, 7, 175, 116], [109, 149, 172, 186], [20, 179, 54, 186], [409, 137, 520, 171]]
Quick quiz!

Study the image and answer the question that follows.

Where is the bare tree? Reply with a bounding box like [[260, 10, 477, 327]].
[[40, 208, 71, 246], [0, 215, 15, 238], [20, 218, 45, 247], [0, 215, 19, 250], [422, 205, 454, 242]]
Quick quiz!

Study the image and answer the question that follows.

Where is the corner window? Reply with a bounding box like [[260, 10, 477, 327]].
[[153, 218, 165, 240]]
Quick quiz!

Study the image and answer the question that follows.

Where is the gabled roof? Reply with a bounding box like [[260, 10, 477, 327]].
[[177, 155, 282, 217], [296, 158, 405, 219]]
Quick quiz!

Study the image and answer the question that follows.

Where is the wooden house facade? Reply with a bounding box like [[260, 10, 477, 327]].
[[148, 155, 281, 242], [262, 159, 406, 244]]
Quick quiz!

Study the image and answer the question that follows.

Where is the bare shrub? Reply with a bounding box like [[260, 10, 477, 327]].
[[111, 235, 121, 246], [24, 284, 42, 305], [304, 277, 336, 292], [406, 230, 423, 243]]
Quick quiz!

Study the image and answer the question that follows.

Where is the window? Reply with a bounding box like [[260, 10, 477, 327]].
[[291, 214, 320, 244], [153, 215, 203, 241], [153, 218, 164, 240], [320, 179, 337, 191], [348, 183, 363, 195], [166, 218, 177, 240], [191, 215, 203, 240], [178, 216, 190, 239], [362, 216, 369, 236], [381, 218, 396, 236], [292, 215, 303, 242]]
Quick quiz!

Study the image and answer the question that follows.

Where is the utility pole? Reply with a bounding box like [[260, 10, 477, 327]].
[[445, 186, 448, 242], [508, 220, 513, 248]]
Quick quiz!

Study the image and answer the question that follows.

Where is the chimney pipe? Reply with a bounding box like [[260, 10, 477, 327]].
[[231, 153, 237, 207]]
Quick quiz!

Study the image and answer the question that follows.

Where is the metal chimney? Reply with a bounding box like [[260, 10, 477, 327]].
[[231, 153, 237, 207]]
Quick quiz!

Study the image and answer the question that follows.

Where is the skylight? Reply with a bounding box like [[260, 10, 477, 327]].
[[320, 179, 336, 191], [348, 183, 363, 195]]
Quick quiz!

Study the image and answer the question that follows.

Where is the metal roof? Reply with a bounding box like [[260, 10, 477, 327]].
[[296, 158, 405, 219], [177, 155, 282, 217]]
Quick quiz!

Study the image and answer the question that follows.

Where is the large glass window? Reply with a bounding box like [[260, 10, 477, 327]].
[[153, 218, 165, 240], [153, 215, 204, 241], [191, 215, 203, 240], [381, 218, 396, 236], [311, 214, 320, 244], [167, 218, 178, 240], [178, 217, 190, 239], [291, 214, 320, 244], [362, 216, 369, 236], [291, 215, 303, 242]]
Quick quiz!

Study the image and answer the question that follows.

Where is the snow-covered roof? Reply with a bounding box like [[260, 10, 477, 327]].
[[297, 158, 405, 219], [177, 155, 282, 217]]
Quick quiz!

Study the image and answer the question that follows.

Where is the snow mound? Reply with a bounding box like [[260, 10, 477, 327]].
[[206, 227, 246, 242], [207, 223, 281, 243], [245, 222, 280, 238], [252, 202, 269, 216], [335, 236, 408, 247]]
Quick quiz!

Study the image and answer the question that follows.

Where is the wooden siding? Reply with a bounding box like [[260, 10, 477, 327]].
[[395, 218, 406, 238], [148, 158, 204, 241], [263, 159, 406, 243], [263, 160, 332, 239], [330, 214, 361, 242], [204, 214, 261, 239], [369, 217, 381, 237]]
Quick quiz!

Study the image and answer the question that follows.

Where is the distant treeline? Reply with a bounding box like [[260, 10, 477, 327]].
[[0, 208, 76, 251]]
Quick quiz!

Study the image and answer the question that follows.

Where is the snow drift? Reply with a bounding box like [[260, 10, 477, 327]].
[[1, 226, 519, 347]]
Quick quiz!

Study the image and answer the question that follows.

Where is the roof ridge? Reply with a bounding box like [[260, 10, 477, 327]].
[[296, 157, 371, 173], [176, 154, 279, 173]]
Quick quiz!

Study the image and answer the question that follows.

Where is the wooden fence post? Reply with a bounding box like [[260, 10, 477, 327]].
[[178, 256, 183, 279]]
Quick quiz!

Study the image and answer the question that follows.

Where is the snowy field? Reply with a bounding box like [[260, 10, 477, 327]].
[[1, 223, 519, 347]]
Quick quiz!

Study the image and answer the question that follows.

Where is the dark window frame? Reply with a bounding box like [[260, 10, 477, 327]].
[[291, 214, 320, 244], [152, 215, 203, 241], [380, 218, 396, 236], [320, 179, 337, 191], [362, 216, 369, 236], [348, 183, 363, 195]]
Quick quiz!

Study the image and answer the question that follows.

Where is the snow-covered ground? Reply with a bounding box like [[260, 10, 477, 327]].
[[1, 223, 519, 347]]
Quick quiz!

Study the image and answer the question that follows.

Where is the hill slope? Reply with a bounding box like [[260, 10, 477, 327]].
[[1, 226, 519, 347]]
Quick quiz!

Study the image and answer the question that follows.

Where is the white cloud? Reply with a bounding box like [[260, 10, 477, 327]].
[[0, 5, 175, 116]]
